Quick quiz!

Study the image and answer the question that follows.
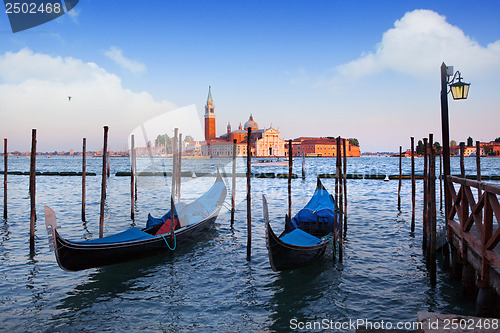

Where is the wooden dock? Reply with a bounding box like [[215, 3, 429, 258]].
[[445, 175, 500, 316]]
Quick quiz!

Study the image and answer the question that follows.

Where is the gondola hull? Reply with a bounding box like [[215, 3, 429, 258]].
[[46, 172, 227, 271], [265, 221, 330, 272], [262, 178, 337, 272], [51, 210, 220, 271]]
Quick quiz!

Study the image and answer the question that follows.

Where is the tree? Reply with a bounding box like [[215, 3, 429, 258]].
[[494, 137, 500, 143], [416, 140, 424, 155], [184, 135, 194, 142], [155, 134, 172, 153], [450, 140, 457, 147], [467, 136, 473, 146], [348, 138, 359, 147], [433, 142, 441, 154]]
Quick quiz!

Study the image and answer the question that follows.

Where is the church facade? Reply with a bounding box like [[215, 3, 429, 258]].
[[201, 87, 286, 157]]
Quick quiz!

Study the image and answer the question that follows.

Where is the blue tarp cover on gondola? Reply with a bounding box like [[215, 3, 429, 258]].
[[285, 187, 337, 233], [73, 227, 155, 244], [280, 228, 322, 246]]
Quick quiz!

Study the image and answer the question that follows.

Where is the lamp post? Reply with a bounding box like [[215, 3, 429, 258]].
[[440, 62, 470, 242]]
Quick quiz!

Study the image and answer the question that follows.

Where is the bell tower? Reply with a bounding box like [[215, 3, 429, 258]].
[[204, 86, 216, 141]]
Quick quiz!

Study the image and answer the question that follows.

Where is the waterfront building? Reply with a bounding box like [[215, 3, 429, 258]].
[[290, 137, 360, 157], [201, 87, 286, 157]]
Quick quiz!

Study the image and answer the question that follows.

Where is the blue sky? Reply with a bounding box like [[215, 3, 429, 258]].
[[1, 0, 499, 152]]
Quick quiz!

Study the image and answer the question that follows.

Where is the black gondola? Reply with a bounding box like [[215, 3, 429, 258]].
[[45, 172, 227, 271], [263, 178, 338, 271]]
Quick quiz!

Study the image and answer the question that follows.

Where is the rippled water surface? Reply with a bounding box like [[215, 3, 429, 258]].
[[1, 156, 498, 332]]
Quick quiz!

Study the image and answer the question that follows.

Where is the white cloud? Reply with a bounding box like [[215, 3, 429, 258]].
[[333, 9, 500, 82], [0, 48, 175, 151], [104, 46, 147, 74]]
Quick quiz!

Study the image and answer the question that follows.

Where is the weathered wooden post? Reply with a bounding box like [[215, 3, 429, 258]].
[[288, 139, 292, 220], [343, 139, 347, 231], [246, 127, 252, 261], [398, 146, 402, 210], [423, 138, 428, 251], [301, 151, 305, 179], [476, 141, 481, 198], [3, 138, 7, 219], [411, 137, 415, 232], [134, 142, 137, 201], [130, 135, 135, 220], [231, 139, 236, 225], [82, 138, 86, 222], [99, 126, 109, 238], [336, 137, 343, 262], [106, 151, 110, 178], [460, 142, 465, 178], [29, 129, 37, 249], [172, 128, 178, 203], [177, 133, 182, 201], [429, 137, 437, 285]]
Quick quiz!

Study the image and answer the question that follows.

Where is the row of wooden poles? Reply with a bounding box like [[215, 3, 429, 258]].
[[397, 134, 485, 285], [4, 127, 349, 259], [2, 127, 111, 250]]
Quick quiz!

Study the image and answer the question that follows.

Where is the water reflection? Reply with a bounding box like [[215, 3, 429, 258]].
[[59, 257, 159, 308], [268, 259, 340, 332]]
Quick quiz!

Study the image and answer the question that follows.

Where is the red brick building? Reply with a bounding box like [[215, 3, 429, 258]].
[[288, 137, 360, 157]]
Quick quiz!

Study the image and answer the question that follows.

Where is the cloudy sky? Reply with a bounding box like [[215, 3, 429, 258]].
[[0, 1, 499, 152]]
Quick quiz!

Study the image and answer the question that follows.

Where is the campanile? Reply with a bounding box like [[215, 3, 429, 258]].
[[204, 86, 216, 141]]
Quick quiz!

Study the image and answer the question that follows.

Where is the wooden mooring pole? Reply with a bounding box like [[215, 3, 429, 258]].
[[343, 139, 347, 231], [246, 127, 252, 261], [130, 135, 135, 221], [288, 139, 292, 220], [429, 136, 437, 285], [29, 129, 36, 249], [134, 142, 137, 201], [460, 142, 465, 178], [336, 137, 343, 262], [423, 138, 428, 251], [231, 139, 236, 225], [301, 151, 305, 179], [398, 146, 402, 211], [106, 152, 110, 178], [476, 141, 481, 198], [3, 138, 7, 219], [99, 126, 109, 238], [177, 133, 182, 202], [411, 137, 415, 232], [172, 128, 178, 203], [82, 138, 86, 222]]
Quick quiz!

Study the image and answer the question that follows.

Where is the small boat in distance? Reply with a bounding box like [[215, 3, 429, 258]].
[[45, 172, 227, 271], [263, 178, 338, 271], [251, 157, 290, 167]]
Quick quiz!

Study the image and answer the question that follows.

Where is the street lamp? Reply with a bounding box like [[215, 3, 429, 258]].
[[440, 62, 470, 242], [449, 70, 471, 100]]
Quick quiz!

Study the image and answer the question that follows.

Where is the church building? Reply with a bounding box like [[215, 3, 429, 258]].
[[201, 87, 286, 157]]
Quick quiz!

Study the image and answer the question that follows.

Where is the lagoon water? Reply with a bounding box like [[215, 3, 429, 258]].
[[1, 156, 499, 332]]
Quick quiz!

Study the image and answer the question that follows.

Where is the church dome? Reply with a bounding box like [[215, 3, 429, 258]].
[[243, 114, 259, 131]]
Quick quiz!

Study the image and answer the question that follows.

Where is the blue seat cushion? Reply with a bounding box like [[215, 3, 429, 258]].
[[73, 227, 155, 244], [280, 228, 322, 246]]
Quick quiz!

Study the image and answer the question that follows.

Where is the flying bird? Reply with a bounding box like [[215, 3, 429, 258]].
[[68, 96, 72, 101]]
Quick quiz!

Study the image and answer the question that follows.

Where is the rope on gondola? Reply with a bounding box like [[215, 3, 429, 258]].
[[322, 235, 338, 255], [160, 233, 176, 251]]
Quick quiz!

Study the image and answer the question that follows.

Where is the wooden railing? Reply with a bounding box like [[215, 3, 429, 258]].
[[446, 176, 500, 287]]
